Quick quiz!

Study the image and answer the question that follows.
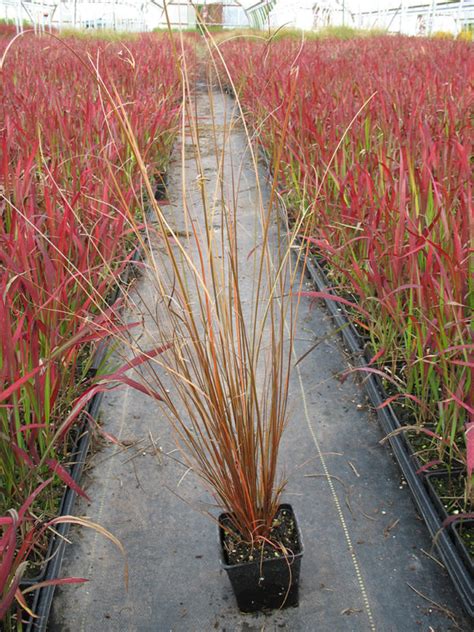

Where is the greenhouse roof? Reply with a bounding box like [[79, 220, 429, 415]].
[[1, 0, 472, 34]]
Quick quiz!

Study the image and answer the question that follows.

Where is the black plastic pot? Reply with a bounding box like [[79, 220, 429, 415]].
[[218, 504, 303, 613], [222, 84, 236, 98], [424, 469, 466, 523], [451, 519, 474, 580], [154, 171, 168, 201]]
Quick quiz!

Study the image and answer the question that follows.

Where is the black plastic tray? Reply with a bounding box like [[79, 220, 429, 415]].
[[302, 249, 474, 617]]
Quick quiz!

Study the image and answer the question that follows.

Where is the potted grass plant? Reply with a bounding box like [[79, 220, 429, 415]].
[[90, 28, 310, 613]]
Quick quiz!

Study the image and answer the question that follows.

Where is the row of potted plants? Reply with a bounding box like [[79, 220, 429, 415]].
[[300, 251, 473, 614], [0, 27, 189, 628]]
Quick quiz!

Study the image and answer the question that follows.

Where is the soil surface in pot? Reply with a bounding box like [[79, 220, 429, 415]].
[[455, 522, 474, 558], [221, 507, 300, 566], [428, 472, 467, 515]]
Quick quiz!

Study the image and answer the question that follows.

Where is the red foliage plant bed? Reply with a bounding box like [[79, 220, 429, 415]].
[[219, 35, 473, 513], [0, 27, 194, 626]]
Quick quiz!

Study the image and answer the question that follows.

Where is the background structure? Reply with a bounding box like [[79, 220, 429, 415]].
[[0, 1, 472, 43]]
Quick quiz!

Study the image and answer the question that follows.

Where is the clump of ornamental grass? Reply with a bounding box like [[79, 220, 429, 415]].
[[80, 24, 312, 547]]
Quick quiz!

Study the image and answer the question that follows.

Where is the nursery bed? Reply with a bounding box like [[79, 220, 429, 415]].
[[302, 251, 474, 618], [46, 89, 472, 632]]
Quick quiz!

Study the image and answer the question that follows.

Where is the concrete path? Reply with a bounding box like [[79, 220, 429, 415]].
[[50, 88, 470, 632]]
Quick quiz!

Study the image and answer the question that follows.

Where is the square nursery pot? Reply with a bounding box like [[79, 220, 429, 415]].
[[218, 503, 303, 613], [450, 518, 474, 580], [424, 468, 465, 522], [154, 171, 168, 201]]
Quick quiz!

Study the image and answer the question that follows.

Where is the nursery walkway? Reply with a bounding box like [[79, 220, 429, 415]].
[[50, 89, 470, 632]]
